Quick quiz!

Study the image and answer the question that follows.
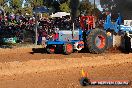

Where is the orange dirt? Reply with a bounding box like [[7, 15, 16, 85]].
[[0, 48, 132, 88]]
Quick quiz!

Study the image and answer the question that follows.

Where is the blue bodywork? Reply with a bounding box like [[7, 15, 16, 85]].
[[104, 14, 132, 33], [103, 14, 132, 48], [46, 28, 85, 45], [47, 40, 82, 45]]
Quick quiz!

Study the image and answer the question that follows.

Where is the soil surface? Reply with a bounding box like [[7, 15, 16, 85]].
[[0, 48, 132, 88]]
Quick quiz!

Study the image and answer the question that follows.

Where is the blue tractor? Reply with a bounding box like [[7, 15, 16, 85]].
[[46, 16, 109, 55], [46, 13, 132, 55]]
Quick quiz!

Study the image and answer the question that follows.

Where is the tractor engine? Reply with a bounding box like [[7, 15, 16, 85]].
[[58, 30, 79, 41]]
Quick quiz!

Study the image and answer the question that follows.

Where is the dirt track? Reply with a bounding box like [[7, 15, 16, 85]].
[[0, 48, 132, 88]]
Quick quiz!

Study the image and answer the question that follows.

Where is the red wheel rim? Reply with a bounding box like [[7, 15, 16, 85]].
[[50, 46, 55, 52], [66, 44, 73, 53], [95, 35, 106, 49]]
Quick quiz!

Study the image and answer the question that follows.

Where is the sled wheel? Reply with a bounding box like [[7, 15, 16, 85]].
[[46, 45, 55, 54], [80, 77, 90, 86], [63, 43, 73, 55], [86, 29, 108, 54]]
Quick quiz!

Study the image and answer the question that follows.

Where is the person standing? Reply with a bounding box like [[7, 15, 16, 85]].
[[42, 30, 47, 48]]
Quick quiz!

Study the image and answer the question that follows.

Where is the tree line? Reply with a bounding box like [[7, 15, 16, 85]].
[[0, 0, 101, 17]]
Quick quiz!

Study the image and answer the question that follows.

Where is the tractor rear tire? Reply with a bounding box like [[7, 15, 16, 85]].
[[63, 43, 73, 55], [46, 45, 56, 54], [86, 29, 108, 54]]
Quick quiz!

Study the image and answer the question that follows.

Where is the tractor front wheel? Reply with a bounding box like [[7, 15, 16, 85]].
[[86, 29, 108, 54], [63, 43, 73, 55]]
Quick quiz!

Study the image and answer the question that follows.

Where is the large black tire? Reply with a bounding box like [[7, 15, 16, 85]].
[[63, 43, 73, 55], [46, 45, 56, 54], [86, 29, 108, 54]]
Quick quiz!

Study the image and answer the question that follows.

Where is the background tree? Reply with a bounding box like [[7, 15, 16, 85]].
[[0, 0, 9, 15], [0, 0, 8, 6], [79, 0, 94, 15], [21, 7, 33, 16], [0, 0, 5, 6], [29, 0, 44, 8], [3, 3, 12, 13], [60, 2, 70, 13], [10, 0, 22, 9], [43, 0, 53, 7]]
